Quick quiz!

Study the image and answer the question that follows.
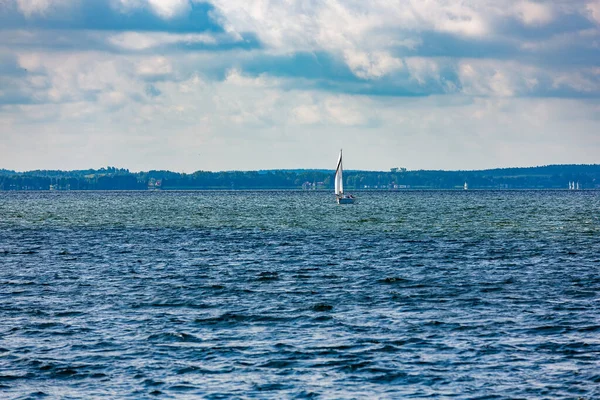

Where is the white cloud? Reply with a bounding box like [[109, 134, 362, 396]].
[[147, 0, 189, 18], [458, 60, 543, 97], [12, 51, 143, 104], [223, 68, 279, 88], [422, 2, 488, 36], [292, 103, 322, 125], [17, 52, 44, 72], [98, 90, 127, 108], [136, 56, 172, 76], [14, 0, 71, 17], [514, 1, 554, 26], [519, 28, 600, 51], [343, 50, 403, 79], [587, 1, 600, 24], [404, 57, 442, 86], [108, 32, 162, 51], [209, 0, 491, 54], [552, 72, 600, 92], [108, 31, 219, 51], [112, 0, 190, 18], [208, 0, 492, 76], [178, 73, 204, 93], [324, 96, 370, 126]]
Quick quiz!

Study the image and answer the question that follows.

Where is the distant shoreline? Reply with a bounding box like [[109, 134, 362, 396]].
[[1, 164, 599, 191], [3, 164, 600, 174], [0, 188, 598, 193]]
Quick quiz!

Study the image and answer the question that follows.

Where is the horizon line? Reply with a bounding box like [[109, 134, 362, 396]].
[[2, 163, 600, 175]]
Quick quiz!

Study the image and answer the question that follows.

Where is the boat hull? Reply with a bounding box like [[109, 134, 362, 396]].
[[337, 196, 355, 204]]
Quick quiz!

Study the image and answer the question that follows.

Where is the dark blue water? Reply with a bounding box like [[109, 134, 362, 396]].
[[1, 191, 599, 399]]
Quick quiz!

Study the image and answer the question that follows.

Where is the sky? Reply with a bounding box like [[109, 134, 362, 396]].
[[0, 0, 599, 172]]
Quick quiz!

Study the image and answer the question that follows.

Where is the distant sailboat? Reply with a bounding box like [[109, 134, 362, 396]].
[[464, 182, 468, 190], [568, 181, 579, 190], [335, 149, 355, 204]]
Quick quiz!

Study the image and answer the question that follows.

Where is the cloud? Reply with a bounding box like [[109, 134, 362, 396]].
[[108, 31, 217, 50], [146, 0, 189, 18], [7, 51, 144, 105], [1, 0, 223, 33], [404, 57, 442, 86], [343, 50, 403, 79], [136, 56, 173, 77], [588, 1, 600, 24], [552, 70, 600, 93], [13, 0, 72, 17], [209, 0, 491, 53], [111, 0, 191, 18], [324, 96, 371, 126], [514, 1, 554, 26], [459, 62, 516, 97], [1, 0, 600, 171], [292, 103, 321, 125], [204, 0, 599, 87], [3, 80, 599, 171], [115, 0, 194, 19]]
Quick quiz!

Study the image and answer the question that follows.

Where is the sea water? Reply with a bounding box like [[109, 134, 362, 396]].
[[0, 190, 599, 399]]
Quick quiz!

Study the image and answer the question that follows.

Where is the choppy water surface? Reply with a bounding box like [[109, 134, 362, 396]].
[[1, 190, 599, 399]]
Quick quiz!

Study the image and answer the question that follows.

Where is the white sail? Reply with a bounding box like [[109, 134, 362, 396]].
[[335, 149, 343, 196]]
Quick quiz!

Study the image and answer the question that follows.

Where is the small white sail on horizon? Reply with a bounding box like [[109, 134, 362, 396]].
[[335, 150, 344, 197], [568, 181, 579, 190], [335, 149, 355, 204]]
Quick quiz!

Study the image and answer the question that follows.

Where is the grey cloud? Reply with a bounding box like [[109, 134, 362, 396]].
[[1, 0, 599, 110]]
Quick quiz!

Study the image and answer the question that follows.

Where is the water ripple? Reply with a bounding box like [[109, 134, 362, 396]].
[[0, 190, 599, 398]]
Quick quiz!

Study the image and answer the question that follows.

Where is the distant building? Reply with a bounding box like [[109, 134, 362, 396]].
[[148, 178, 162, 190]]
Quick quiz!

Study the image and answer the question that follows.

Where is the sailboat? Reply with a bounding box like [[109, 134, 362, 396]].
[[335, 149, 355, 204]]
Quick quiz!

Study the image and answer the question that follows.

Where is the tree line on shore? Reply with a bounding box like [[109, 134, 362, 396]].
[[1, 165, 599, 190]]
